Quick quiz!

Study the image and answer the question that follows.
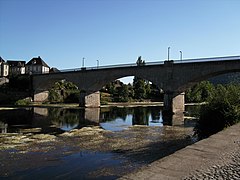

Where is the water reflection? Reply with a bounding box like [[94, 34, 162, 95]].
[[132, 107, 149, 125], [0, 121, 7, 133], [49, 108, 80, 131], [99, 106, 163, 131], [0, 106, 197, 134]]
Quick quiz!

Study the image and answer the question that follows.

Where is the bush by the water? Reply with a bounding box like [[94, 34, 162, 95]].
[[48, 81, 80, 103], [15, 99, 31, 106], [194, 84, 240, 139]]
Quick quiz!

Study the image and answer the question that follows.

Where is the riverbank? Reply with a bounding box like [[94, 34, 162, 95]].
[[0, 102, 164, 110], [0, 101, 206, 109], [120, 122, 240, 180], [101, 102, 163, 107]]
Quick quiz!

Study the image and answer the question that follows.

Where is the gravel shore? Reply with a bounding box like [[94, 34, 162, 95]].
[[184, 141, 240, 180], [121, 123, 240, 180]]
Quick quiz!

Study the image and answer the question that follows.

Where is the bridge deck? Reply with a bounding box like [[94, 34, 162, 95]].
[[58, 55, 240, 73]]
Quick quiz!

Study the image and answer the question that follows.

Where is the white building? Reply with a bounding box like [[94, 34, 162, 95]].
[[0, 57, 9, 77], [26, 56, 50, 74], [7, 60, 26, 75]]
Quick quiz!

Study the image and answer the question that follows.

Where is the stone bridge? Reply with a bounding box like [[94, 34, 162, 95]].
[[32, 56, 240, 113]]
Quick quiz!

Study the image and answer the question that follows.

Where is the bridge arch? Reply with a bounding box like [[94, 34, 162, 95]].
[[176, 69, 240, 93]]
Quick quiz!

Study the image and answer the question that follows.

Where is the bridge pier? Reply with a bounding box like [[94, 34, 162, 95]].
[[163, 92, 185, 114], [33, 90, 49, 102], [79, 91, 100, 108]]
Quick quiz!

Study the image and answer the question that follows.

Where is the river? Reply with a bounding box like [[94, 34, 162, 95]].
[[0, 105, 198, 179]]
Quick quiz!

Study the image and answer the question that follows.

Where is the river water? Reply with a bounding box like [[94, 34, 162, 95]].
[[0, 106, 198, 179]]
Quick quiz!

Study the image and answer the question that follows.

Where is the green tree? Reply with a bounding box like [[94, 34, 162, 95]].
[[118, 84, 129, 102], [133, 56, 147, 100], [104, 81, 116, 94], [48, 80, 79, 103], [194, 84, 240, 139], [136, 56, 145, 66], [145, 81, 152, 98], [186, 81, 214, 103], [133, 78, 146, 99]]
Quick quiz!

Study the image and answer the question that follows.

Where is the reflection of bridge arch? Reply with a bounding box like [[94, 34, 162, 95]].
[[32, 56, 240, 113]]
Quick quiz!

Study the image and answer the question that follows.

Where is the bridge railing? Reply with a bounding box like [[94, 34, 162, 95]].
[[59, 55, 240, 73], [59, 62, 138, 72], [174, 55, 240, 64], [60, 61, 167, 72]]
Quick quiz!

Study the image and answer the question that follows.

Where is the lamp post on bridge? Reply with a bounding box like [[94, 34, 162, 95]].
[[82, 57, 85, 68], [96, 60, 99, 69], [168, 47, 170, 61], [180, 51, 183, 61]]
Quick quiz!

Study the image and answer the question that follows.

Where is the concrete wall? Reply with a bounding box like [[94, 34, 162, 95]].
[[79, 91, 100, 108], [163, 92, 185, 114], [172, 92, 185, 113]]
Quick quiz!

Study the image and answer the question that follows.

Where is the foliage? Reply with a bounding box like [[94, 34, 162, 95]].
[[15, 99, 31, 106], [64, 90, 80, 103], [186, 81, 214, 103], [194, 84, 240, 139], [133, 56, 147, 100], [100, 100, 108, 105], [48, 80, 79, 103], [48, 89, 63, 103], [105, 82, 116, 94], [133, 77, 146, 99], [116, 84, 129, 102], [51, 80, 78, 90], [102, 80, 131, 102], [136, 56, 145, 66]]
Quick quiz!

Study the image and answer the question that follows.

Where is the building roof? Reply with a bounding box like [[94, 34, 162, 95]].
[[50, 67, 60, 73], [27, 56, 50, 68], [7, 60, 26, 67], [0, 56, 5, 63]]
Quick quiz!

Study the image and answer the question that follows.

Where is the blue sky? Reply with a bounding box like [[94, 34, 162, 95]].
[[0, 0, 240, 70]]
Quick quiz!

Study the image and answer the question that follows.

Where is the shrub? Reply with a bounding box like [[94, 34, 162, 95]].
[[64, 90, 79, 103], [48, 89, 62, 103], [15, 99, 31, 106], [194, 84, 240, 139]]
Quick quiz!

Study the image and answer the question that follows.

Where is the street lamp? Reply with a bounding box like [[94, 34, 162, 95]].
[[96, 60, 99, 68], [82, 57, 85, 67], [180, 51, 182, 61], [168, 47, 170, 61]]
